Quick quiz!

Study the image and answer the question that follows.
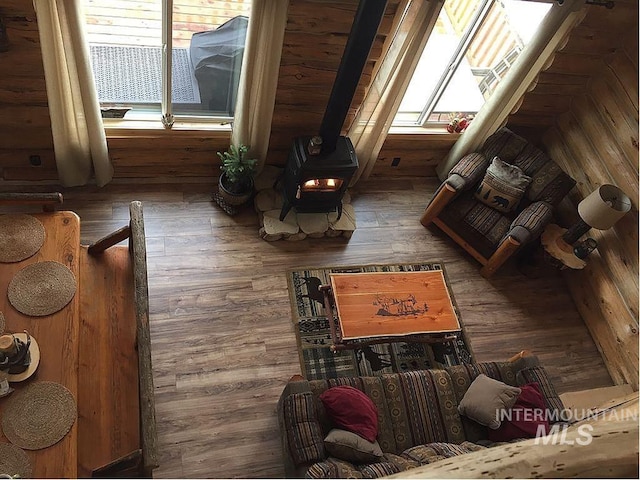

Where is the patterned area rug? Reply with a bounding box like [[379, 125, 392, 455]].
[[287, 263, 474, 380]]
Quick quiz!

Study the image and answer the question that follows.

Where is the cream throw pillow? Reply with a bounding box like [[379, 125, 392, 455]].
[[474, 157, 532, 213], [324, 429, 384, 464], [458, 374, 521, 429]]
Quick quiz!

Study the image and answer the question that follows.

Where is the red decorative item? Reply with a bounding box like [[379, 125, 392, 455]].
[[319, 386, 378, 442], [456, 118, 469, 132], [447, 114, 473, 133], [488, 383, 550, 442]]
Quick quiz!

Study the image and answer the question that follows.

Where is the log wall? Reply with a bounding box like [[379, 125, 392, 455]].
[[0, 0, 56, 182], [506, 0, 639, 389], [266, 0, 401, 165]]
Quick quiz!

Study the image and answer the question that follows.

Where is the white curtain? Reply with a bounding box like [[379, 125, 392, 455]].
[[348, 0, 445, 184], [34, 0, 112, 187], [435, 0, 587, 180], [231, 0, 289, 172]]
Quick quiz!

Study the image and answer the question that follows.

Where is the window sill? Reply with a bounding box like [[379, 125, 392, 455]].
[[103, 119, 232, 137], [388, 126, 462, 137]]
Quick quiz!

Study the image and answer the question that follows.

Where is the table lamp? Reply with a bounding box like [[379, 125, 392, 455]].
[[562, 184, 631, 244]]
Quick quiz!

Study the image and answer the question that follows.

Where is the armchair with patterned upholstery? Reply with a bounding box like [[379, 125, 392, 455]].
[[420, 128, 576, 277]]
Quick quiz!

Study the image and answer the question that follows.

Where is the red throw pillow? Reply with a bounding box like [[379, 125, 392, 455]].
[[319, 386, 378, 443], [488, 382, 550, 442]]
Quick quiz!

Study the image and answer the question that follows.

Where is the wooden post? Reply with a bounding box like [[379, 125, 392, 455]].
[[87, 226, 132, 255], [129, 201, 159, 475], [480, 236, 520, 277], [420, 184, 457, 227], [0, 192, 63, 211]]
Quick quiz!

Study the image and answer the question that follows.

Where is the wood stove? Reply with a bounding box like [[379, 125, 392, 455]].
[[279, 0, 388, 221]]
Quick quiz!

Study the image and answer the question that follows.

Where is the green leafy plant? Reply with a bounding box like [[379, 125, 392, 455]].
[[217, 144, 258, 194]]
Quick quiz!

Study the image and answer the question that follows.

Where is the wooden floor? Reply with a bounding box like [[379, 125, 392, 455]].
[[15, 178, 611, 478]]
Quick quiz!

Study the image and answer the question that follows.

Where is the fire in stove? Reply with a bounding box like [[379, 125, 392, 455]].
[[301, 178, 343, 192], [279, 135, 357, 221]]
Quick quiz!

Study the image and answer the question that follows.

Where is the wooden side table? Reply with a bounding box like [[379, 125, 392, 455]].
[[540, 223, 586, 270]]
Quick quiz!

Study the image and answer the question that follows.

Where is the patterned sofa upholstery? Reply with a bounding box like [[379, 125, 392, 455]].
[[420, 128, 576, 277], [277, 356, 564, 478]]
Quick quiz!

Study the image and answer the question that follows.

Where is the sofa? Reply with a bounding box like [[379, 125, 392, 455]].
[[277, 355, 564, 478], [420, 128, 576, 277]]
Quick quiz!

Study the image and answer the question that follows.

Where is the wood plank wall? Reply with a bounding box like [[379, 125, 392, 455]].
[[0, 0, 635, 184], [0, 0, 56, 182], [509, 1, 639, 389], [266, 0, 401, 165]]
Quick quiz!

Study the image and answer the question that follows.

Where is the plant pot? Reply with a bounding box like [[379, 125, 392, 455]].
[[218, 174, 254, 206]]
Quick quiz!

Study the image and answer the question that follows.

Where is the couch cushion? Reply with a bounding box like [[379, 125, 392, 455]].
[[324, 429, 383, 464], [512, 143, 553, 176], [516, 366, 566, 423], [381, 453, 421, 472], [283, 392, 326, 466], [439, 192, 513, 259], [304, 453, 420, 479], [457, 374, 521, 429], [481, 128, 529, 163], [481, 127, 575, 205], [444, 362, 519, 442], [320, 386, 378, 442], [526, 160, 575, 206], [474, 157, 532, 213], [381, 370, 465, 454], [401, 441, 487, 465], [305, 457, 363, 479], [358, 461, 401, 479]]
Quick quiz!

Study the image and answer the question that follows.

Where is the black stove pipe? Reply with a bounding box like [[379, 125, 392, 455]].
[[318, 0, 388, 154]]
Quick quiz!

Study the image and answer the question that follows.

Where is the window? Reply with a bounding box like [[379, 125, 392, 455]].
[[83, 0, 251, 125], [394, 0, 552, 128]]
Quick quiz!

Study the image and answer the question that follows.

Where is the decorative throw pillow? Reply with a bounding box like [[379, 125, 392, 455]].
[[487, 382, 550, 442], [319, 386, 378, 442], [324, 429, 384, 464], [474, 157, 532, 213], [517, 366, 566, 423], [457, 374, 521, 430]]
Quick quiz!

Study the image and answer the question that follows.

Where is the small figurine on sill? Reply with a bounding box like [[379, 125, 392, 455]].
[[446, 113, 473, 133]]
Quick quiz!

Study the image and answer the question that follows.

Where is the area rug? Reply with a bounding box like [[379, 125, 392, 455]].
[[287, 262, 474, 381], [89, 45, 200, 104]]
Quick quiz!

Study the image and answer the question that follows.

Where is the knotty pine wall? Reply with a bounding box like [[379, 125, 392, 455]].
[[509, 0, 639, 389]]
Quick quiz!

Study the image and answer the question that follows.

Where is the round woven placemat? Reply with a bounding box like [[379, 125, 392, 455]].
[[0, 214, 45, 263], [0, 442, 32, 478], [8, 261, 77, 317], [1, 381, 76, 450]]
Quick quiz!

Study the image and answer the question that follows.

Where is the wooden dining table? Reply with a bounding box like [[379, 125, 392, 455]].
[[0, 195, 157, 478], [0, 211, 80, 478]]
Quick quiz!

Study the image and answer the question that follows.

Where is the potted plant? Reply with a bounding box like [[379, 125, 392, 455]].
[[217, 144, 257, 206]]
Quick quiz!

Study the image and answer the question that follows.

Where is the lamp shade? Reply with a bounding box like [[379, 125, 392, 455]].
[[578, 184, 631, 230]]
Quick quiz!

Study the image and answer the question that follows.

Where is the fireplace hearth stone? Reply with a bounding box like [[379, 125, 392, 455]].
[[253, 166, 356, 241]]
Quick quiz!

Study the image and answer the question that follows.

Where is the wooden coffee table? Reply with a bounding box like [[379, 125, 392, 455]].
[[321, 270, 460, 351]]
